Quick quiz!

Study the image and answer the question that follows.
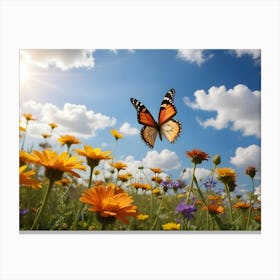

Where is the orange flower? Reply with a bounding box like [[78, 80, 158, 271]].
[[42, 133, 51, 139], [117, 173, 131, 183], [49, 122, 58, 130], [19, 150, 37, 166], [19, 125, 26, 132], [132, 182, 152, 191], [203, 204, 225, 214], [75, 145, 112, 169], [56, 177, 72, 187], [111, 161, 128, 171], [19, 165, 42, 189], [80, 185, 137, 224], [208, 195, 221, 203], [186, 149, 209, 164], [151, 176, 162, 184], [216, 167, 237, 192], [31, 149, 86, 181], [58, 134, 80, 148], [150, 167, 163, 174], [23, 113, 36, 122], [233, 201, 251, 209]]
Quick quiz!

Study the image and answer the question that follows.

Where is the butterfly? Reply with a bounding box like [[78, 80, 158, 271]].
[[130, 88, 182, 148]]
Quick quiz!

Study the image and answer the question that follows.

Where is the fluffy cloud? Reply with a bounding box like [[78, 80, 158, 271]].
[[177, 49, 213, 65], [183, 84, 261, 137], [119, 122, 138, 135], [230, 144, 261, 170], [182, 167, 211, 181], [142, 149, 181, 170], [230, 49, 261, 61], [20, 100, 116, 139], [20, 49, 95, 70]]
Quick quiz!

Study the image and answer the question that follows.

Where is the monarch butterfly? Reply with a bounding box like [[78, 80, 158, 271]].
[[130, 88, 182, 148]]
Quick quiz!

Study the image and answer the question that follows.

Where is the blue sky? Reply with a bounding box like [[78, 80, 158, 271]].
[[20, 49, 261, 195]]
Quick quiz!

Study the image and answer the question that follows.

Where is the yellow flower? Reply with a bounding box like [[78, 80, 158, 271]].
[[58, 134, 81, 148], [94, 170, 101, 176], [216, 167, 237, 191], [80, 185, 138, 224], [19, 150, 37, 166], [111, 161, 128, 171], [110, 129, 123, 140], [151, 176, 162, 184], [19, 165, 42, 189], [42, 133, 51, 139], [23, 113, 36, 122], [137, 214, 149, 221], [117, 173, 131, 183], [56, 177, 72, 186], [75, 145, 112, 169], [31, 149, 86, 181], [19, 125, 26, 132], [162, 222, 181, 230], [49, 122, 58, 130], [152, 188, 161, 195], [150, 167, 163, 174], [132, 182, 152, 191]]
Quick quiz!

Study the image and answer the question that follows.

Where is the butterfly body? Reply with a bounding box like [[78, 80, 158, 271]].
[[130, 88, 182, 148]]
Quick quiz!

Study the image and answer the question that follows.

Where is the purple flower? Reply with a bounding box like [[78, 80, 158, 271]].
[[20, 208, 29, 216], [175, 201, 196, 220], [171, 180, 186, 190], [204, 179, 217, 189]]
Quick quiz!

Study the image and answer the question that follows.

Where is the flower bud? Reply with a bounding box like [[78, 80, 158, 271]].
[[245, 166, 257, 179], [212, 154, 221, 166]]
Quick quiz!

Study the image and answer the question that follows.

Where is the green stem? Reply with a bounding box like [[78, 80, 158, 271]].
[[225, 184, 233, 224], [31, 179, 54, 230], [193, 176, 229, 230], [151, 194, 165, 230], [246, 177, 255, 230], [186, 163, 197, 205], [88, 166, 94, 189]]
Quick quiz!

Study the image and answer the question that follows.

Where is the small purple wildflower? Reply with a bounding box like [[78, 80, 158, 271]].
[[175, 201, 197, 220], [204, 179, 217, 189], [20, 208, 29, 216], [160, 180, 186, 192]]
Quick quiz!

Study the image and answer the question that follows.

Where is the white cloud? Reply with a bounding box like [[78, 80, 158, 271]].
[[119, 122, 138, 135], [142, 149, 181, 170], [230, 49, 261, 60], [177, 49, 213, 65], [182, 167, 211, 182], [183, 84, 261, 137], [20, 100, 116, 139], [230, 144, 261, 170], [20, 49, 95, 70]]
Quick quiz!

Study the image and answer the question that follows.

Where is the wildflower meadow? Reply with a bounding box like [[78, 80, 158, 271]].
[[19, 114, 261, 231]]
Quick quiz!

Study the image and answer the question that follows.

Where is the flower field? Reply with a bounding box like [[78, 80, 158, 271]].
[[19, 113, 261, 231]]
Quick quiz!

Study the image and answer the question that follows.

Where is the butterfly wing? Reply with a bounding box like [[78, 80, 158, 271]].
[[160, 119, 182, 143], [141, 126, 158, 149], [130, 98, 158, 127], [158, 88, 177, 125], [158, 89, 182, 143], [130, 98, 159, 148]]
